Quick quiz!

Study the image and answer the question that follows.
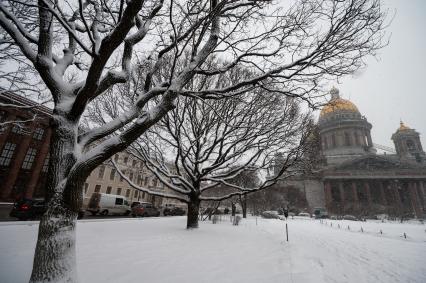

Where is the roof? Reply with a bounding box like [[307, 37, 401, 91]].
[[0, 90, 52, 116], [319, 88, 359, 118]]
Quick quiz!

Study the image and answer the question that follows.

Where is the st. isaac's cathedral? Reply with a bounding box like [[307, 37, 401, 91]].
[[280, 87, 426, 218]]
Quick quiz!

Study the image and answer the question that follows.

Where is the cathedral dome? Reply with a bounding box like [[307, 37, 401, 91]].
[[319, 87, 360, 118]]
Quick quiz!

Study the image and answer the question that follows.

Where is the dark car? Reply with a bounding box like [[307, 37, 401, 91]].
[[164, 206, 186, 216], [10, 199, 84, 221], [131, 202, 160, 217]]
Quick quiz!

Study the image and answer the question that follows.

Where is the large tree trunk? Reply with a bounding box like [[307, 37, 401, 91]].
[[187, 197, 201, 229], [30, 117, 83, 283], [241, 196, 247, 218], [30, 196, 78, 283], [231, 202, 236, 217]]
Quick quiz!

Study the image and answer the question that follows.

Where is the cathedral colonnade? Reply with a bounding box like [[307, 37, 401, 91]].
[[324, 179, 425, 218]]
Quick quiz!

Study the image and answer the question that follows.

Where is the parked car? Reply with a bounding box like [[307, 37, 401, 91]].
[[87, 193, 131, 216], [343, 214, 358, 221], [313, 207, 328, 219], [298, 212, 311, 218], [131, 202, 160, 217], [131, 201, 142, 208], [10, 198, 84, 220], [164, 206, 186, 216], [261, 211, 280, 219]]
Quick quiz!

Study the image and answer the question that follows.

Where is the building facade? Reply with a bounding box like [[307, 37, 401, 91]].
[[0, 92, 51, 201], [279, 88, 426, 218], [0, 92, 183, 208], [83, 151, 173, 208]]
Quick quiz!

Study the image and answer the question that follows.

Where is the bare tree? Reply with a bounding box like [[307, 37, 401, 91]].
[[116, 91, 312, 228], [231, 170, 260, 218], [0, 0, 388, 281]]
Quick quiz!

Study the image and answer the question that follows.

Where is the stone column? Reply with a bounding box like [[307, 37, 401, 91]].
[[366, 132, 373, 147], [364, 181, 372, 205], [1, 123, 36, 200], [419, 181, 426, 212], [408, 182, 423, 218], [338, 181, 345, 213], [379, 181, 387, 206], [352, 182, 359, 202], [352, 181, 359, 211], [392, 181, 402, 209], [25, 128, 52, 199], [324, 181, 333, 210]]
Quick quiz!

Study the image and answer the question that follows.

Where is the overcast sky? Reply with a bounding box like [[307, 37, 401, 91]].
[[325, 0, 426, 150]]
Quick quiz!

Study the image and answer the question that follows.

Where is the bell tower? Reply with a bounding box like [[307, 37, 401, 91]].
[[391, 121, 426, 163]]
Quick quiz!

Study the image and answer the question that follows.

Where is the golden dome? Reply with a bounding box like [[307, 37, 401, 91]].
[[319, 88, 359, 117], [397, 121, 410, 131]]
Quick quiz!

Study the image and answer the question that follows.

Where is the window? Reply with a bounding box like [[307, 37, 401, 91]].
[[114, 154, 119, 162], [0, 111, 5, 132], [94, 185, 101, 193], [153, 179, 158, 187], [142, 191, 146, 199], [331, 134, 336, 148], [354, 132, 360, 146], [120, 170, 126, 182], [84, 183, 89, 195], [123, 156, 128, 164], [110, 169, 116, 180], [144, 177, 149, 186], [11, 120, 25, 134], [22, 148, 37, 170], [115, 198, 123, 205], [33, 128, 44, 140], [134, 190, 138, 198], [98, 165, 105, 179], [126, 189, 130, 197], [42, 157, 49, 172], [323, 136, 328, 150], [407, 140, 416, 151], [106, 186, 112, 194], [129, 172, 134, 182], [137, 174, 142, 185], [0, 143, 17, 166], [344, 132, 351, 146], [132, 160, 137, 167], [116, 188, 122, 195]]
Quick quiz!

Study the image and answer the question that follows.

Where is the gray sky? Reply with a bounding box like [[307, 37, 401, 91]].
[[329, 0, 426, 149]]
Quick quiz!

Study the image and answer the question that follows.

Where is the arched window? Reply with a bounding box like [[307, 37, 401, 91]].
[[406, 140, 416, 151], [331, 134, 336, 148], [323, 136, 328, 150], [354, 132, 360, 146], [344, 132, 351, 146]]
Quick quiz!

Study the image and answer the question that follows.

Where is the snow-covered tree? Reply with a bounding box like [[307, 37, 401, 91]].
[[117, 92, 313, 228], [0, 0, 388, 281]]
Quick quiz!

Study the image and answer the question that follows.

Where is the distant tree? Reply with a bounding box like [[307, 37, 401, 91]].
[[116, 91, 313, 229], [229, 169, 260, 218], [0, 0, 388, 281]]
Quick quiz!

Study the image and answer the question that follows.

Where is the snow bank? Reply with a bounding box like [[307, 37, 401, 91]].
[[0, 217, 425, 283]]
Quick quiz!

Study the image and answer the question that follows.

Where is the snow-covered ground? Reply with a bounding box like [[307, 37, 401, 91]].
[[1, 216, 425, 283]]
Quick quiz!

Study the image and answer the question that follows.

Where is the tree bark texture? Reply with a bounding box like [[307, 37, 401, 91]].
[[30, 198, 78, 283], [187, 197, 201, 229], [30, 118, 83, 283], [242, 196, 247, 218]]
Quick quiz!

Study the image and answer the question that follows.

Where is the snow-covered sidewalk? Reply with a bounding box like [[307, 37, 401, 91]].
[[1, 216, 425, 283]]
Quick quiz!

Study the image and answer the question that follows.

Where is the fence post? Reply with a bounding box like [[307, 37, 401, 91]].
[[286, 223, 289, 242]]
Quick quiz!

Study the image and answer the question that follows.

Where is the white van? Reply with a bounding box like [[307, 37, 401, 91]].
[[87, 193, 131, 216]]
